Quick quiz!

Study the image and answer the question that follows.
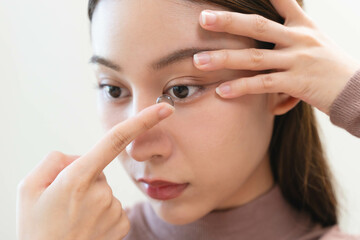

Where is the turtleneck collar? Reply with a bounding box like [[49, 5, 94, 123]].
[[126, 184, 331, 240]]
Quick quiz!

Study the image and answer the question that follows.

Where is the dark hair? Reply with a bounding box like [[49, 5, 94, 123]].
[[87, 0, 337, 227]]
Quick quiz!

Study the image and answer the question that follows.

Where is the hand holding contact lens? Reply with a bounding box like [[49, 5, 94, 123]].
[[156, 94, 175, 107]]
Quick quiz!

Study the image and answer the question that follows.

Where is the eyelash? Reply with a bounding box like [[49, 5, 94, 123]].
[[97, 83, 206, 104], [165, 85, 206, 103]]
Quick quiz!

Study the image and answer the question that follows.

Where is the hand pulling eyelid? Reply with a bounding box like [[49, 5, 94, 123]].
[[156, 94, 175, 107]]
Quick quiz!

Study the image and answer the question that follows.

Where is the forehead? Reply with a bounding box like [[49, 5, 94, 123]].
[[91, 0, 255, 74]]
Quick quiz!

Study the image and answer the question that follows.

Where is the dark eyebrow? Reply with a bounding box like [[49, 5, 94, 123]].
[[89, 47, 218, 72]]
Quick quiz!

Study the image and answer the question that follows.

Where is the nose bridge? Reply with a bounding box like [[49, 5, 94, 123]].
[[126, 89, 173, 162], [131, 89, 159, 116]]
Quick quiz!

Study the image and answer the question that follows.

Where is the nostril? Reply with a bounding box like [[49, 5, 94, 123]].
[[126, 141, 133, 154], [150, 154, 162, 160]]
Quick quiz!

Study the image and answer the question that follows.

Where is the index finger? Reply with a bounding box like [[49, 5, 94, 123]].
[[69, 103, 174, 181], [199, 10, 293, 47]]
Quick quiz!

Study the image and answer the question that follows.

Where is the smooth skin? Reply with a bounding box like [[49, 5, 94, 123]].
[[194, 0, 360, 115], [16, 0, 360, 239], [92, 0, 282, 227], [16, 103, 174, 240]]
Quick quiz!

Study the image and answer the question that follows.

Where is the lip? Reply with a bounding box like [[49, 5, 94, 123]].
[[138, 178, 189, 200]]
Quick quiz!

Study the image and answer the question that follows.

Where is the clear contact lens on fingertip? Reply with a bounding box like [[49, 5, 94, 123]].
[[156, 94, 175, 107]]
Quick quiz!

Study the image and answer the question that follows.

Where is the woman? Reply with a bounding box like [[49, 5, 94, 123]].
[[17, 0, 360, 239]]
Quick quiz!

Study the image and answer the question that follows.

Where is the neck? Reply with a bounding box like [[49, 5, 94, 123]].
[[139, 183, 328, 240]]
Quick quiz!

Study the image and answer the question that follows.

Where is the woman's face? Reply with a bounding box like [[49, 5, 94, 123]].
[[91, 0, 281, 225]]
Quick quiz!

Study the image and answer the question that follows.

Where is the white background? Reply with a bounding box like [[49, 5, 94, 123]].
[[1, 0, 359, 238]]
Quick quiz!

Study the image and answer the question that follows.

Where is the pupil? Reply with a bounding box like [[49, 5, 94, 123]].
[[173, 86, 189, 98], [107, 86, 121, 98]]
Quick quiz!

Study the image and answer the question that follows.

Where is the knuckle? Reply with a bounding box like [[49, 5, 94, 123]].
[[44, 151, 70, 174], [110, 128, 131, 153], [295, 28, 322, 46], [97, 186, 113, 209], [59, 169, 91, 198], [119, 214, 131, 238], [253, 14, 268, 34], [140, 119, 153, 131], [303, 35, 320, 46], [305, 18, 318, 29], [260, 75, 274, 89], [222, 12, 233, 29], [286, 28, 298, 42], [218, 50, 229, 66], [114, 200, 123, 215], [235, 78, 249, 93], [17, 178, 30, 195], [66, 175, 89, 198], [282, 27, 296, 44], [297, 50, 316, 63], [45, 150, 65, 162], [248, 48, 264, 68]]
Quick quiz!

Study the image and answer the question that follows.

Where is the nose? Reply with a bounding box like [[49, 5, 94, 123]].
[[126, 127, 173, 162], [125, 93, 173, 162]]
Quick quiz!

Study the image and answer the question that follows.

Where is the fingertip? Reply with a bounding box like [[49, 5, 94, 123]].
[[158, 103, 175, 120], [200, 10, 217, 26], [215, 87, 223, 97], [193, 57, 207, 70], [216, 84, 232, 97], [193, 52, 211, 67], [198, 10, 207, 27]]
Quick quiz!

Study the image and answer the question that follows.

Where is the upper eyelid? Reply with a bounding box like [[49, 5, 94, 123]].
[[99, 83, 204, 100], [98, 79, 131, 92], [100, 83, 204, 95], [164, 83, 203, 92], [98, 75, 221, 96], [165, 85, 207, 104]]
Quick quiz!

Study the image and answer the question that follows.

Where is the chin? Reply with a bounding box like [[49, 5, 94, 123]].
[[149, 199, 211, 225]]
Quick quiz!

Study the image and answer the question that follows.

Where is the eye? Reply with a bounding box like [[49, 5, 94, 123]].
[[99, 84, 130, 100], [166, 85, 205, 102]]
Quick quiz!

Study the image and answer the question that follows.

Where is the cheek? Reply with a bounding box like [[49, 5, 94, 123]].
[[170, 93, 273, 185], [97, 94, 130, 131]]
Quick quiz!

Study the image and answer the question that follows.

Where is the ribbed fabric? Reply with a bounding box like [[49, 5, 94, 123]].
[[124, 185, 333, 240], [330, 69, 360, 137]]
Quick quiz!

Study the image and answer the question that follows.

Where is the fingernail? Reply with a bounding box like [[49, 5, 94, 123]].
[[194, 53, 211, 65], [201, 11, 217, 25], [158, 104, 175, 120], [216, 84, 231, 96]]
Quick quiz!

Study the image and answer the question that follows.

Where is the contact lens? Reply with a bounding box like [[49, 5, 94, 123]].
[[156, 94, 175, 106]]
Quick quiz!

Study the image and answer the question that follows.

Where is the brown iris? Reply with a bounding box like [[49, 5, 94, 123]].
[[172, 86, 189, 98]]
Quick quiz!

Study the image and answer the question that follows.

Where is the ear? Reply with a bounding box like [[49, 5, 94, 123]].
[[268, 93, 301, 116]]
